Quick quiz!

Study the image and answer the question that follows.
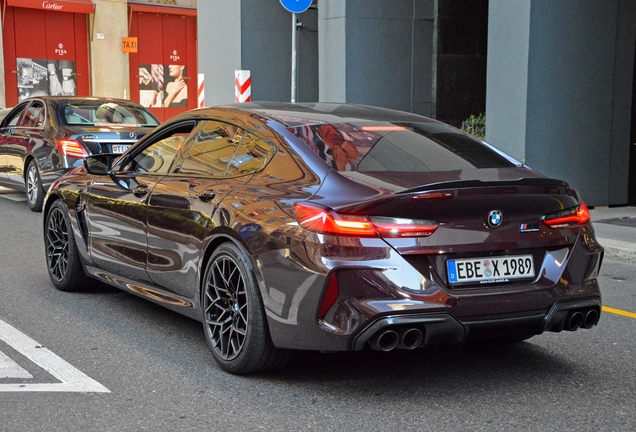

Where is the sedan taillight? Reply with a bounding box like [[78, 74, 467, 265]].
[[542, 202, 590, 228], [55, 139, 88, 158], [293, 202, 438, 238]]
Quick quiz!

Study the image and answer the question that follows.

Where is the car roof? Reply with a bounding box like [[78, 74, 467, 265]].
[[195, 102, 441, 127]]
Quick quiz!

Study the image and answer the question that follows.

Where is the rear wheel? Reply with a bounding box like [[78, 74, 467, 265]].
[[26, 160, 45, 212], [202, 242, 291, 374], [44, 200, 91, 291]]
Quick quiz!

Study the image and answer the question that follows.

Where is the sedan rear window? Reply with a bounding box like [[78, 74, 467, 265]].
[[287, 122, 519, 172], [61, 102, 159, 127]]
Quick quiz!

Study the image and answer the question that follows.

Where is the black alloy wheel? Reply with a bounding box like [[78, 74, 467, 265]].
[[26, 160, 45, 212], [44, 200, 90, 291], [202, 242, 291, 374]]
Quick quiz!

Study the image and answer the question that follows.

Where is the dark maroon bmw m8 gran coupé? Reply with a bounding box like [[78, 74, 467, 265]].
[[43, 102, 604, 374]]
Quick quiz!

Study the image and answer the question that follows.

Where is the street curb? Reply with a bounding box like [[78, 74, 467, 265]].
[[597, 237, 636, 264]]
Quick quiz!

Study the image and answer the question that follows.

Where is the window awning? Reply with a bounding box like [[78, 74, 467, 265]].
[[128, 3, 196, 17], [7, 0, 95, 14]]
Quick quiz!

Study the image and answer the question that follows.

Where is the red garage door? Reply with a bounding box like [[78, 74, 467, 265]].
[[128, 7, 197, 121], [1, 1, 91, 106]]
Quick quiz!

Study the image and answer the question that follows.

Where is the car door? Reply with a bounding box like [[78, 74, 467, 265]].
[[0, 102, 29, 183], [5, 100, 47, 185], [84, 120, 197, 283], [145, 120, 276, 297]]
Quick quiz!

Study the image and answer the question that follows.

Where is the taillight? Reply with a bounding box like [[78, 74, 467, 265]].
[[542, 202, 590, 228], [293, 202, 438, 238], [55, 139, 88, 158]]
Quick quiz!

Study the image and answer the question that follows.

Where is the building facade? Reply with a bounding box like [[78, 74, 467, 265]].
[[2, 0, 635, 206], [0, 0, 198, 121]]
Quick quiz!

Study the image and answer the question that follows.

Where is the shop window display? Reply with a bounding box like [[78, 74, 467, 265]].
[[139, 64, 187, 108], [17, 58, 77, 102]]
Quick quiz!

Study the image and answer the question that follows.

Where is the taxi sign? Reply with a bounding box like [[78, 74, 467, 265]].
[[121, 37, 138, 53], [279, 0, 312, 14]]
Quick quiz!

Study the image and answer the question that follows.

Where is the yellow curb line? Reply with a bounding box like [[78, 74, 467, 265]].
[[602, 306, 636, 319]]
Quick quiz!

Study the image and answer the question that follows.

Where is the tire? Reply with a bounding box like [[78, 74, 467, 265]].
[[44, 200, 91, 292], [201, 242, 292, 374], [26, 160, 45, 212]]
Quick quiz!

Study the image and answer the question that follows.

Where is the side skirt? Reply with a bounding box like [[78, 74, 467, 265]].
[[84, 265, 201, 321]]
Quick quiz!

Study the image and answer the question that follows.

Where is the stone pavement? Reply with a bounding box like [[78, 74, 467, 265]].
[[590, 206, 636, 263]]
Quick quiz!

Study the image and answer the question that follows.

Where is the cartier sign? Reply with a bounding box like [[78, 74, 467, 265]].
[[42, 1, 63, 10]]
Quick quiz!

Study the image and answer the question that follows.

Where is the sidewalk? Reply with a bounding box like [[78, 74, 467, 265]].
[[590, 206, 636, 263]]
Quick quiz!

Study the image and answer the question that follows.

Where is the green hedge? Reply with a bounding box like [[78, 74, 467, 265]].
[[460, 113, 486, 140]]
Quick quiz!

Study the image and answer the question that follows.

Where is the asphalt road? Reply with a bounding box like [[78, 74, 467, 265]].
[[0, 189, 634, 431]]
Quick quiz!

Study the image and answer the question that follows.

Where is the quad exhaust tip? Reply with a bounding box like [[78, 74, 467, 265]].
[[564, 308, 600, 331], [582, 309, 600, 329], [369, 327, 423, 351]]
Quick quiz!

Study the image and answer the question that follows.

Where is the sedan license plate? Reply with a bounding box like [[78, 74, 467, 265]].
[[112, 145, 131, 153], [447, 255, 535, 286]]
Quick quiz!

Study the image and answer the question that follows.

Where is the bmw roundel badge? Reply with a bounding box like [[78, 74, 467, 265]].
[[487, 210, 503, 227]]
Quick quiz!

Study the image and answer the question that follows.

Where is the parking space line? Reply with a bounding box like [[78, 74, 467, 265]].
[[0, 351, 33, 379], [0, 318, 109, 393], [602, 306, 636, 319]]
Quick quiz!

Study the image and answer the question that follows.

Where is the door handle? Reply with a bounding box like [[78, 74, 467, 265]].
[[198, 191, 216, 202], [133, 185, 149, 198]]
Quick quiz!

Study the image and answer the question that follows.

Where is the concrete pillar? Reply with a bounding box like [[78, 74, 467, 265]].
[[318, 0, 434, 116], [486, 0, 636, 206], [318, 0, 346, 102], [198, 0, 242, 105], [90, 0, 129, 98]]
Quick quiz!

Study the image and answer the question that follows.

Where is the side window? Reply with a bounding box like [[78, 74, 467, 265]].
[[121, 121, 197, 175], [3, 104, 28, 128], [19, 101, 45, 128], [225, 133, 275, 177], [177, 121, 246, 176]]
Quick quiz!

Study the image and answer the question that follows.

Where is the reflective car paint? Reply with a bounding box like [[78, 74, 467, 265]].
[[43, 102, 604, 363]]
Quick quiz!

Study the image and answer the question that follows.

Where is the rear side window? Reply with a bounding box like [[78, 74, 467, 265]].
[[287, 122, 518, 172], [19, 101, 45, 128], [3, 104, 28, 127], [178, 121, 244, 176], [178, 121, 274, 177]]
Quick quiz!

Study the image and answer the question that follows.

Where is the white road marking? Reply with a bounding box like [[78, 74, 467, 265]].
[[0, 318, 110, 392], [0, 351, 33, 379]]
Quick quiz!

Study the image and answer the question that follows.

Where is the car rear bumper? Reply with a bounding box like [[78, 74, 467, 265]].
[[258, 227, 604, 352], [351, 297, 601, 351]]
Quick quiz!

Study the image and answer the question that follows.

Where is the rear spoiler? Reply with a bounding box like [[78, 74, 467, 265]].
[[398, 178, 570, 195]]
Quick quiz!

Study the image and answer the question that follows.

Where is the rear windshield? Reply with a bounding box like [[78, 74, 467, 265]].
[[287, 122, 519, 172], [61, 102, 159, 127]]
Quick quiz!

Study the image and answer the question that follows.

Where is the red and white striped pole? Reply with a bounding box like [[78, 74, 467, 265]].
[[235, 70, 251, 103], [197, 73, 205, 108]]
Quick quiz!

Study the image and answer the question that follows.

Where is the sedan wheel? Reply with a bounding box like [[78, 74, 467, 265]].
[[26, 160, 45, 212], [45, 200, 90, 291], [202, 242, 291, 374]]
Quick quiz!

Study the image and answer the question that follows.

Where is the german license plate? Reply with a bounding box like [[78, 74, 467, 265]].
[[447, 255, 535, 286], [112, 145, 131, 153]]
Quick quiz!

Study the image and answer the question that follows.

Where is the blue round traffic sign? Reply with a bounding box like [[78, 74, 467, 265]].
[[279, 0, 312, 14]]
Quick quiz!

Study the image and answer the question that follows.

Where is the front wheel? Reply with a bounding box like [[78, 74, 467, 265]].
[[44, 200, 91, 291], [201, 242, 291, 374], [26, 160, 45, 212]]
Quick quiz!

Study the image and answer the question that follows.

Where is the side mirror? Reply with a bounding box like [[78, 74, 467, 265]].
[[84, 154, 117, 175]]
